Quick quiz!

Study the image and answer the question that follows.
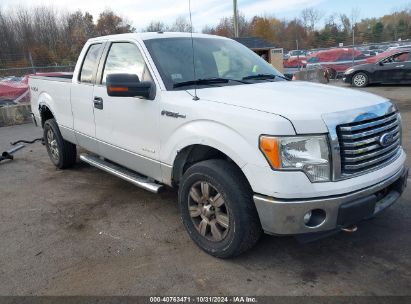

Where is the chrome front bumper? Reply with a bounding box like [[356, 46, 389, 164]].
[[254, 165, 408, 235]]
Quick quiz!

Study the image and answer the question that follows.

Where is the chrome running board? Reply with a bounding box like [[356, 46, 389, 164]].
[[80, 154, 164, 194]]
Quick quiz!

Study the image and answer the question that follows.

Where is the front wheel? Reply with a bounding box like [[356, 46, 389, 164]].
[[352, 72, 369, 87], [178, 159, 262, 258]]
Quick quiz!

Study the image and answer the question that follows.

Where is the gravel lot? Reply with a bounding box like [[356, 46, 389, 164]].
[[0, 82, 410, 296]]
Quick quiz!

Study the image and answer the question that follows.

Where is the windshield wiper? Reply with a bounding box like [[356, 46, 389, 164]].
[[173, 77, 249, 88], [242, 74, 289, 81]]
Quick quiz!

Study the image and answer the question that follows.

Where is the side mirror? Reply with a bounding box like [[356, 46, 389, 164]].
[[106, 74, 155, 100], [379, 61, 384, 66]]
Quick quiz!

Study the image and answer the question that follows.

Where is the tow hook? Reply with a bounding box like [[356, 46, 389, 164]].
[[341, 224, 358, 233]]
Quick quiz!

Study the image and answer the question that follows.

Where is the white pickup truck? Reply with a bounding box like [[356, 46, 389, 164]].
[[30, 32, 408, 258]]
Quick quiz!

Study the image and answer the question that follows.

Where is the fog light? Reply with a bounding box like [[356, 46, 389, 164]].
[[303, 211, 312, 224], [304, 209, 326, 228]]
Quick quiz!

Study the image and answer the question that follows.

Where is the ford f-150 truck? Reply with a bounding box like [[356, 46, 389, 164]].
[[30, 32, 408, 258]]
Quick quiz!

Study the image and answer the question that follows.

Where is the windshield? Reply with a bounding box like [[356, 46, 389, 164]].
[[144, 37, 284, 90]]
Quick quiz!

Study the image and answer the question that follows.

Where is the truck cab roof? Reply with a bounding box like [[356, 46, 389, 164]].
[[87, 32, 229, 43]]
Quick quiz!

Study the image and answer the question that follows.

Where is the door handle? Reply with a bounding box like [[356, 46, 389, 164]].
[[93, 97, 103, 110]]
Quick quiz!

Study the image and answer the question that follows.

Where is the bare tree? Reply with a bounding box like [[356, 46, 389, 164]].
[[301, 8, 322, 32], [350, 8, 361, 29], [339, 14, 351, 33], [170, 16, 192, 32], [143, 21, 168, 32]]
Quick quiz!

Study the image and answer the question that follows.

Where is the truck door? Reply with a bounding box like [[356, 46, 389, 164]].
[[375, 52, 408, 83], [71, 43, 104, 152], [403, 52, 411, 82], [92, 41, 162, 181]]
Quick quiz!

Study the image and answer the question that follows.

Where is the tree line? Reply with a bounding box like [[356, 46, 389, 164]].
[[0, 7, 134, 68], [1, 5, 411, 70], [203, 7, 411, 51]]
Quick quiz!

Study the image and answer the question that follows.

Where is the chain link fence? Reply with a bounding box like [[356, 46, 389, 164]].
[[0, 52, 76, 78]]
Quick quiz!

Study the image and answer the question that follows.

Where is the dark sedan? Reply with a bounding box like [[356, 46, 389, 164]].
[[343, 49, 411, 87]]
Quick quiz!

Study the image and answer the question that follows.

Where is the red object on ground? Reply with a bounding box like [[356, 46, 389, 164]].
[[0, 72, 68, 103], [307, 48, 367, 74], [0, 79, 28, 102]]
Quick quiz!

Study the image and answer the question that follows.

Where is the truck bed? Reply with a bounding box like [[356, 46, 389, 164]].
[[29, 74, 73, 130], [29, 73, 73, 83]]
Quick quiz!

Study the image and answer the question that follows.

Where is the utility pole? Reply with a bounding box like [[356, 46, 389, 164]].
[[28, 52, 36, 74], [233, 0, 239, 38], [352, 23, 355, 67]]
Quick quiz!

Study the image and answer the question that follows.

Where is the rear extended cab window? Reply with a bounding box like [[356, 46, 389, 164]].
[[79, 43, 103, 83]]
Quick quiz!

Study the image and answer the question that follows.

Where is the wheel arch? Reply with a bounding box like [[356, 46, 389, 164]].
[[38, 103, 55, 127], [38, 92, 57, 127], [171, 144, 251, 190]]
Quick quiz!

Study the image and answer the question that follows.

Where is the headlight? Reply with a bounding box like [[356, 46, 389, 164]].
[[345, 68, 354, 74], [259, 135, 331, 182]]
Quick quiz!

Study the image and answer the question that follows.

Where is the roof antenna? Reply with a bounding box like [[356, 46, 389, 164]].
[[188, 0, 199, 101]]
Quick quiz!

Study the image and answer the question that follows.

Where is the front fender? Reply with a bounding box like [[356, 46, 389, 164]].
[[161, 119, 264, 169]]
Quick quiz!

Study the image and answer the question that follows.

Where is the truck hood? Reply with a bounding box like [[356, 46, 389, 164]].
[[192, 81, 388, 133]]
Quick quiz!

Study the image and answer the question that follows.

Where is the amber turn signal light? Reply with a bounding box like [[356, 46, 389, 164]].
[[259, 136, 281, 169], [108, 86, 129, 93]]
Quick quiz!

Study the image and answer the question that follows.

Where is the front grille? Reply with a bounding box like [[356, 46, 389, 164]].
[[337, 111, 401, 176]]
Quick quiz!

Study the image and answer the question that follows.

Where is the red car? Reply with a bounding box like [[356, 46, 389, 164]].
[[306, 48, 367, 78]]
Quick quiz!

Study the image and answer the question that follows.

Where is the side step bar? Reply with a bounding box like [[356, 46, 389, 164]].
[[80, 154, 164, 194]]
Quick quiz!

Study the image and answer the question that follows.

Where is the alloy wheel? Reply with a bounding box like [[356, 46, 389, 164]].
[[188, 181, 230, 242], [47, 129, 59, 162], [353, 74, 367, 87]]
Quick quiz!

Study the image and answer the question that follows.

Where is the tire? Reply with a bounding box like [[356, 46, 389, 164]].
[[327, 68, 337, 80], [178, 159, 262, 258], [43, 118, 77, 169], [352, 72, 369, 87]]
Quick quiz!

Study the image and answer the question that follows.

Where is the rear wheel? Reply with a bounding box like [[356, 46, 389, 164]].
[[44, 118, 76, 169], [352, 72, 369, 87], [178, 159, 262, 258]]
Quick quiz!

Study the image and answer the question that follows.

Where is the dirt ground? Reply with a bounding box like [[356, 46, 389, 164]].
[[0, 82, 410, 296]]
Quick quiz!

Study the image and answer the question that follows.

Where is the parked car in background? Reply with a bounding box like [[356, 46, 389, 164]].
[[343, 49, 411, 87], [362, 50, 377, 57], [284, 49, 307, 60], [307, 48, 367, 78], [388, 44, 411, 51]]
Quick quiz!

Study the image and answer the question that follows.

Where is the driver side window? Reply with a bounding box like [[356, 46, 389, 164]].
[[102, 42, 149, 85], [384, 52, 409, 64]]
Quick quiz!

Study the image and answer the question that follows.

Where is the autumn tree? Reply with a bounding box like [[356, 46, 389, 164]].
[[95, 9, 135, 36], [203, 13, 251, 37], [60, 11, 96, 61]]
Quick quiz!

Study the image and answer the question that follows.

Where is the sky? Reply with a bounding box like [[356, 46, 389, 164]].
[[1, 0, 411, 31]]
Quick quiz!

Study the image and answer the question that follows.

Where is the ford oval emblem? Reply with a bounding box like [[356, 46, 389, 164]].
[[379, 133, 394, 147]]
